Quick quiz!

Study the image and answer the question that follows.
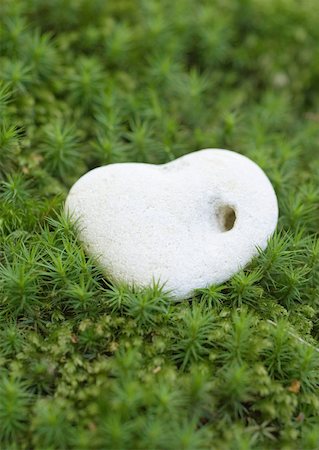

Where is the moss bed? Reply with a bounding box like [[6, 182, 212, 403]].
[[1, 1, 319, 448]]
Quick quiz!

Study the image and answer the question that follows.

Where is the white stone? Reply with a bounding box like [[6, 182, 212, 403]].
[[65, 149, 278, 299]]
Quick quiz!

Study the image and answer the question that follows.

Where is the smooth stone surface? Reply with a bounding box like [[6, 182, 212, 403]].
[[65, 149, 278, 299]]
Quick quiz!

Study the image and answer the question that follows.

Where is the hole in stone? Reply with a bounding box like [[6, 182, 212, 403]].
[[216, 205, 236, 232]]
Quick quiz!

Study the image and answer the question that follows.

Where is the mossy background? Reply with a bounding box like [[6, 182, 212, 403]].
[[1, 0, 319, 448]]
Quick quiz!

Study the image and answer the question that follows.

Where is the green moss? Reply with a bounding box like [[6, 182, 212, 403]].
[[0, 0, 319, 448]]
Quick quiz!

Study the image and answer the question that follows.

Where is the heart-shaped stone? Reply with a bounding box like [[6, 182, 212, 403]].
[[65, 149, 278, 299]]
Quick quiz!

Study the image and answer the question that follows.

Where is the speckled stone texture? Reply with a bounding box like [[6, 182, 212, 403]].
[[65, 149, 278, 299]]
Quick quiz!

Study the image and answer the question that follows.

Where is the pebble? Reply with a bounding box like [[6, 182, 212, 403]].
[[65, 149, 278, 299]]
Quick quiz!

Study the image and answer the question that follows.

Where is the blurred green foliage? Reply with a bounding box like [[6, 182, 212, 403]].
[[0, 0, 319, 448]]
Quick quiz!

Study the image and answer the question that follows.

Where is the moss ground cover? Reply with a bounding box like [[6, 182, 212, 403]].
[[1, 0, 319, 448]]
